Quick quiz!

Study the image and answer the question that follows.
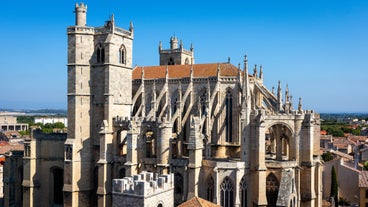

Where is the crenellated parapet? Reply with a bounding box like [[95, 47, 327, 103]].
[[113, 172, 173, 196]]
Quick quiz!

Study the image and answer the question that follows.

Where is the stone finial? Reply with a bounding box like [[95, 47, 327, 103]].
[[190, 43, 194, 51], [253, 64, 258, 78], [290, 95, 293, 109], [129, 21, 134, 32], [285, 84, 289, 103], [259, 64, 263, 79], [298, 97, 303, 113], [141, 67, 145, 79], [272, 86, 275, 95], [277, 81, 282, 111], [111, 14, 115, 24]]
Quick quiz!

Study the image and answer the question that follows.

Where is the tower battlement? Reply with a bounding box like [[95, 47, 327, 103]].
[[112, 172, 174, 196]]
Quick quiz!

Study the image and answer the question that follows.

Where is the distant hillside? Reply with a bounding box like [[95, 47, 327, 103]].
[[0, 109, 67, 116], [321, 113, 368, 121]]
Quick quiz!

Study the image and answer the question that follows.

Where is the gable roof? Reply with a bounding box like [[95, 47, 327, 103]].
[[178, 196, 221, 207], [132, 63, 241, 80]]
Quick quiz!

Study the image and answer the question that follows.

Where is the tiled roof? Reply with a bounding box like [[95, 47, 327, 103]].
[[0, 143, 24, 155], [359, 171, 368, 188], [178, 197, 221, 207], [1, 131, 20, 138], [348, 135, 368, 142], [132, 63, 241, 80]]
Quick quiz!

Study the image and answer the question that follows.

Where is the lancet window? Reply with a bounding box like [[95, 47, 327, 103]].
[[240, 177, 247, 207], [220, 177, 234, 207], [119, 45, 126, 64], [225, 90, 233, 142]]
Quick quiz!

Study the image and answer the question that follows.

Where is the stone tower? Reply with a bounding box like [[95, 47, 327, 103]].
[[159, 36, 194, 65], [65, 3, 133, 206]]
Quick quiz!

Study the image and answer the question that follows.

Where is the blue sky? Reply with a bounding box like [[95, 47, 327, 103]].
[[0, 0, 367, 112]]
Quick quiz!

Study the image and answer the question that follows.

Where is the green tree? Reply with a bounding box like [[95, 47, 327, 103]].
[[330, 166, 338, 207], [321, 152, 334, 162], [52, 122, 65, 129], [364, 161, 368, 170]]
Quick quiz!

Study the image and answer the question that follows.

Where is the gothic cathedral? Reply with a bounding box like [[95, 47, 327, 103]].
[[23, 3, 322, 207]]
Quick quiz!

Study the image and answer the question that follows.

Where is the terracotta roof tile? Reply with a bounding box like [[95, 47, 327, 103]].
[[133, 63, 240, 80], [0, 143, 24, 155], [178, 197, 221, 207]]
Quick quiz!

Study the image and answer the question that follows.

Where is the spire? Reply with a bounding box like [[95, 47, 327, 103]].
[[243, 54, 249, 99], [253, 64, 258, 78], [277, 81, 282, 111], [141, 67, 145, 80], [243, 54, 248, 74], [110, 14, 115, 27], [290, 95, 293, 110], [129, 21, 134, 32], [272, 86, 275, 95], [228, 57, 231, 63], [190, 43, 194, 52], [259, 64, 263, 79], [285, 84, 289, 103]]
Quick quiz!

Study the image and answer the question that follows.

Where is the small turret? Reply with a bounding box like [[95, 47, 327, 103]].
[[170, 36, 179, 49], [75, 3, 87, 26], [159, 41, 162, 52]]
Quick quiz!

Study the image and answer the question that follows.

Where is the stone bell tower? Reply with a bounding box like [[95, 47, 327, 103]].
[[65, 2, 134, 206], [159, 36, 194, 65]]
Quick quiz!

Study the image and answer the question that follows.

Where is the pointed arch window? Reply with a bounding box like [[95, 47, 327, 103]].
[[225, 90, 233, 142], [185, 58, 190, 65], [240, 177, 247, 207], [220, 177, 234, 207], [119, 45, 126, 64], [96, 44, 105, 63], [145, 131, 155, 158], [168, 57, 174, 65]]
